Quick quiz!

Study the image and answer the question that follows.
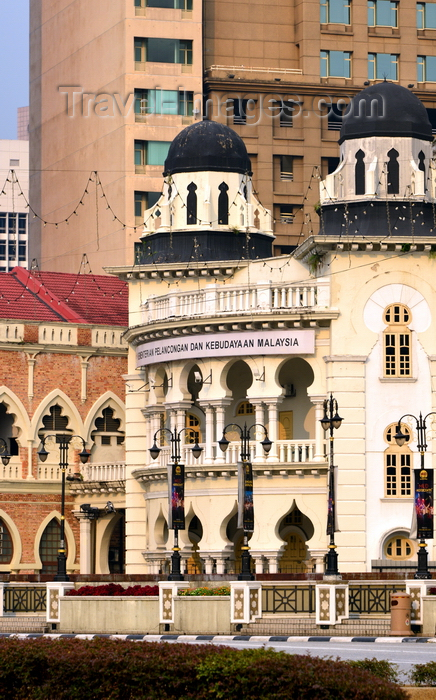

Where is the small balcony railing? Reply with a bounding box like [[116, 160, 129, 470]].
[[143, 280, 330, 324], [146, 440, 321, 468], [82, 462, 126, 482]]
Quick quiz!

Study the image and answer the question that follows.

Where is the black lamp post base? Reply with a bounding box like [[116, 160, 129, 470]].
[[325, 547, 339, 577], [238, 551, 254, 581], [54, 554, 69, 582], [168, 551, 184, 581], [415, 543, 431, 579]]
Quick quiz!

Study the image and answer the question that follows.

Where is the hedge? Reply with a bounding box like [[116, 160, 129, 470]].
[[66, 583, 159, 596], [0, 638, 407, 700]]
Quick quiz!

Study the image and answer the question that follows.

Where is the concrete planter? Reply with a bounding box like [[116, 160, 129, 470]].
[[59, 596, 159, 634], [421, 596, 436, 637], [173, 596, 231, 635]]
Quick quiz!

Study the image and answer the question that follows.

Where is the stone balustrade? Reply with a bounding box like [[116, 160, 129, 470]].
[[143, 279, 331, 324]]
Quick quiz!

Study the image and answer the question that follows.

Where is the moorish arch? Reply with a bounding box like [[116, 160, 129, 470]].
[[276, 358, 315, 441], [0, 387, 31, 438], [97, 511, 125, 575], [83, 391, 125, 447], [0, 508, 22, 572], [31, 389, 85, 443], [277, 503, 315, 573], [33, 510, 77, 574]]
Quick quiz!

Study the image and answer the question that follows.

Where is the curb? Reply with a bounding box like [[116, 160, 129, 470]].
[[0, 633, 434, 643]]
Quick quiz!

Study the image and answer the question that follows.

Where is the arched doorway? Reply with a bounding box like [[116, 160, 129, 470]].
[[108, 512, 125, 574], [278, 507, 314, 573]]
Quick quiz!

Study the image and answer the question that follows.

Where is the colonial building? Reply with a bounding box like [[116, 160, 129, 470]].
[[108, 83, 436, 576], [0, 267, 127, 576]]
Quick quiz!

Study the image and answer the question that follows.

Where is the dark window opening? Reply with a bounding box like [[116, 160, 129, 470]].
[[218, 183, 229, 225], [187, 182, 197, 224], [355, 149, 365, 195], [387, 148, 399, 194]]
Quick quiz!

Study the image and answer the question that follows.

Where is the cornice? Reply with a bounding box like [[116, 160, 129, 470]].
[[105, 261, 247, 281], [125, 311, 338, 346]]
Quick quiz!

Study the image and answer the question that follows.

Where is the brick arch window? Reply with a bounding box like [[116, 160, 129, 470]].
[[384, 423, 412, 498], [38, 404, 72, 442], [0, 518, 13, 564], [383, 303, 412, 377], [92, 407, 124, 447], [39, 519, 64, 574]]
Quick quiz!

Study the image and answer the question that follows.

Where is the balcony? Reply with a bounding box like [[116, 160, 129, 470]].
[[136, 440, 326, 483], [143, 280, 331, 325]]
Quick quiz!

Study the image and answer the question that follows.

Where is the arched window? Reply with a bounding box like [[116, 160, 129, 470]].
[[385, 535, 414, 560], [384, 423, 412, 497], [236, 401, 254, 416], [383, 303, 412, 377], [92, 407, 124, 447], [355, 149, 365, 195], [39, 519, 62, 574], [186, 182, 197, 225], [218, 183, 229, 225], [185, 413, 200, 443], [0, 519, 13, 564], [387, 148, 399, 194]]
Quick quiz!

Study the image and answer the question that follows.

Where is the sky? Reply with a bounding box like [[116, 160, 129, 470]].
[[0, 0, 29, 140]]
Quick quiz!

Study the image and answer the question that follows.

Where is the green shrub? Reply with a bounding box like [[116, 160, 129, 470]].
[[409, 660, 436, 686], [0, 639, 408, 700], [178, 586, 230, 596], [346, 658, 399, 684]]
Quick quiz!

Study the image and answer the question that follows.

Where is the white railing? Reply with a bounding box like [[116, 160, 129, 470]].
[[143, 280, 330, 324], [206, 65, 303, 75], [83, 462, 126, 482], [146, 440, 321, 468], [0, 461, 22, 480]]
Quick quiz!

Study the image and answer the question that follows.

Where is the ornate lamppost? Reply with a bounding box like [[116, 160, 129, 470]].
[[394, 412, 436, 580], [320, 394, 343, 577], [37, 434, 90, 581], [218, 422, 272, 581], [150, 427, 203, 580]]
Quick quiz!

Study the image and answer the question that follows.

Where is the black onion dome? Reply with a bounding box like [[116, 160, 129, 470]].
[[339, 82, 432, 144], [163, 120, 252, 176]]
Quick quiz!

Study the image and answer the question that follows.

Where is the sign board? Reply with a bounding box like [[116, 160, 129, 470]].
[[136, 330, 315, 367]]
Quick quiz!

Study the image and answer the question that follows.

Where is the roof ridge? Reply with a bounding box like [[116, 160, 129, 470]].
[[11, 268, 89, 324]]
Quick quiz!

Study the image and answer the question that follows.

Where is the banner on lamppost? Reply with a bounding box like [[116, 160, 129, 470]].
[[413, 468, 434, 540], [238, 461, 254, 532], [326, 466, 339, 536], [168, 463, 185, 530]]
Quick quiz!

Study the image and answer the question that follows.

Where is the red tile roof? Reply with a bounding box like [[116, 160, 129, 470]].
[[0, 268, 128, 326]]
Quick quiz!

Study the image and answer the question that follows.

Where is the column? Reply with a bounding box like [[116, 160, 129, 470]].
[[265, 401, 279, 461], [252, 401, 265, 463], [78, 515, 93, 574], [311, 396, 327, 462], [80, 356, 91, 403], [214, 403, 227, 464], [200, 403, 215, 464]]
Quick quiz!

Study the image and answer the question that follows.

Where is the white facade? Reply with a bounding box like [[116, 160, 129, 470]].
[[0, 140, 29, 272]]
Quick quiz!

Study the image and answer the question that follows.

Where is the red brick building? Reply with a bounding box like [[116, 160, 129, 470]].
[[0, 267, 127, 576]]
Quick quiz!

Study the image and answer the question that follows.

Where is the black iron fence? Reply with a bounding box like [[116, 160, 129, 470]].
[[262, 585, 316, 614], [348, 584, 405, 615], [4, 586, 47, 613]]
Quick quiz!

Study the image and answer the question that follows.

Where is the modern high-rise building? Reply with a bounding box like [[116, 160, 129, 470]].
[[30, 0, 436, 272], [0, 139, 29, 272]]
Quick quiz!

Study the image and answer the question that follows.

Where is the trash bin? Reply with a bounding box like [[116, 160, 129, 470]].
[[390, 592, 412, 636]]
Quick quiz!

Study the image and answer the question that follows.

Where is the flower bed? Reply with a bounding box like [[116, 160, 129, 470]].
[[178, 586, 230, 596], [67, 583, 159, 597]]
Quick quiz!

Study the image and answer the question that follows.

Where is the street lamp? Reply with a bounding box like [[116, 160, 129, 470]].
[[320, 394, 343, 577], [0, 438, 11, 466], [37, 434, 90, 581], [219, 422, 272, 581], [149, 427, 203, 580], [394, 412, 436, 580]]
